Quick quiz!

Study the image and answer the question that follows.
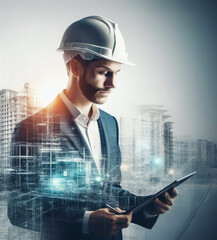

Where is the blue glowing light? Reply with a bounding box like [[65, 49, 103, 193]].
[[52, 178, 62, 185], [151, 157, 162, 166], [51, 178, 65, 190], [95, 176, 101, 182]]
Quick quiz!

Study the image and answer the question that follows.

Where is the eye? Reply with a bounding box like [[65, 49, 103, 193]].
[[98, 71, 117, 77], [99, 71, 108, 75], [105, 72, 113, 77]]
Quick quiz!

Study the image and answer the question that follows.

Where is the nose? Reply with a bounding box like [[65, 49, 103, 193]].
[[104, 73, 116, 89]]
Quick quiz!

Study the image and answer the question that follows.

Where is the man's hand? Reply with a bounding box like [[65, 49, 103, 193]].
[[146, 187, 178, 215], [87, 208, 132, 236]]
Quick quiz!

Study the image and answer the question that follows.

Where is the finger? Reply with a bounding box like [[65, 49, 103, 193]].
[[116, 222, 130, 229], [114, 212, 132, 225], [110, 221, 130, 235], [153, 204, 166, 214], [115, 207, 125, 213], [123, 211, 132, 223], [154, 198, 171, 211], [105, 208, 113, 214], [107, 208, 121, 215], [163, 192, 174, 206], [152, 199, 167, 214], [107, 223, 124, 235], [111, 215, 128, 224], [170, 187, 178, 198]]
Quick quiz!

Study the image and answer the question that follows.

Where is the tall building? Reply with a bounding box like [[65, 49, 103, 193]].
[[139, 105, 165, 179], [197, 139, 217, 168], [173, 136, 197, 175], [174, 137, 217, 180], [163, 121, 174, 175], [0, 83, 41, 172], [119, 105, 174, 193]]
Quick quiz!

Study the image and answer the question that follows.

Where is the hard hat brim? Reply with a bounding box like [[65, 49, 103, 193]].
[[57, 47, 135, 66]]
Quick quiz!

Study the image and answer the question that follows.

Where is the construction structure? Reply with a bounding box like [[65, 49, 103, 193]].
[[163, 121, 174, 176], [0, 82, 41, 173], [119, 105, 174, 193], [197, 139, 217, 168]]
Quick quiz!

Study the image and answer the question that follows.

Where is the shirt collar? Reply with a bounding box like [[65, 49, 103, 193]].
[[60, 90, 100, 126]]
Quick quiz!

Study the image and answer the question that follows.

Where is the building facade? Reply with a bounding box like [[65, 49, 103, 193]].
[[0, 83, 41, 172], [119, 105, 174, 193]]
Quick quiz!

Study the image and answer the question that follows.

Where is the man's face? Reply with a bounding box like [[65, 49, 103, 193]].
[[78, 59, 121, 104]]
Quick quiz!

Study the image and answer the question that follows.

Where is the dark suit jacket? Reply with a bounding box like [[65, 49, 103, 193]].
[[8, 95, 158, 240]]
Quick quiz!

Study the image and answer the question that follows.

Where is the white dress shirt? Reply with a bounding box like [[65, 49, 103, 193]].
[[60, 90, 102, 234], [60, 90, 102, 173]]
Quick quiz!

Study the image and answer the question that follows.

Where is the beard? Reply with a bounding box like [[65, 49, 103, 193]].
[[79, 71, 111, 104]]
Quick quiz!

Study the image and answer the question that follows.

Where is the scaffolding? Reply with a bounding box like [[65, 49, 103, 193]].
[[0, 83, 41, 172]]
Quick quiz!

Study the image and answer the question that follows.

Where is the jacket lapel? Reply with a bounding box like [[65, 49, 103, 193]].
[[50, 95, 99, 177]]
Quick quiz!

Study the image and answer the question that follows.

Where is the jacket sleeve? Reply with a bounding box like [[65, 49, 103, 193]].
[[7, 121, 85, 238]]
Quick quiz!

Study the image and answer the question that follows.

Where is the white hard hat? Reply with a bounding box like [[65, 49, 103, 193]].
[[57, 16, 134, 66]]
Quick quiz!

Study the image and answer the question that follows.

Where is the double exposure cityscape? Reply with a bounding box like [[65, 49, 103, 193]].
[[0, 83, 216, 240]]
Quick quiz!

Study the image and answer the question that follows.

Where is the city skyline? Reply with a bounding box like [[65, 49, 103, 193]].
[[0, 82, 216, 145], [0, 83, 216, 144], [1, 83, 216, 180], [0, 84, 216, 240]]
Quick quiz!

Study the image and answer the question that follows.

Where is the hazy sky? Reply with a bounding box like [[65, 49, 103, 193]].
[[0, 0, 217, 142]]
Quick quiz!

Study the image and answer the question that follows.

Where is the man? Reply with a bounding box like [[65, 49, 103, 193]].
[[8, 16, 177, 240]]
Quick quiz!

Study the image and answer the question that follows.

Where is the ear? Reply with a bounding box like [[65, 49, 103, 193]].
[[68, 59, 82, 78]]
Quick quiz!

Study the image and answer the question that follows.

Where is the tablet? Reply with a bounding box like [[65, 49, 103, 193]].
[[124, 171, 196, 215]]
